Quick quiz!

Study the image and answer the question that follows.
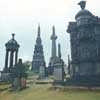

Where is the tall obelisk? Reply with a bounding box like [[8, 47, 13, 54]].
[[51, 26, 57, 58]]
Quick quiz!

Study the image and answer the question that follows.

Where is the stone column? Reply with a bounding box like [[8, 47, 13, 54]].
[[51, 26, 57, 58], [58, 43, 61, 58], [4, 50, 9, 69], [9, 51, 14, 68], [15, 50, 18, 65]]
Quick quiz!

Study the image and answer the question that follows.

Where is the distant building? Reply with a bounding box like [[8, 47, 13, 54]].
[[31, 25, 46, 73], [67, 1, 100, 80]]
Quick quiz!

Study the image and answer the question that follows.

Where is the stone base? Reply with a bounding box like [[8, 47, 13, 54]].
[[53, 80, 65, 86], [66, 75, 100, 86]]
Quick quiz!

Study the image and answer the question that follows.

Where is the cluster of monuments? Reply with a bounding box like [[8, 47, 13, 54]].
[[31, 25, 65, 82], [0, 1, 100, 89]]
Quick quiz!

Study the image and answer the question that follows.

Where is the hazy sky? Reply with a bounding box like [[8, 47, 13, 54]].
[[0, 0, 100, 70]]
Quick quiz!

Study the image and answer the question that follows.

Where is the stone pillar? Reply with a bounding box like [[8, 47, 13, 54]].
[[58, 43, 61, 58], [9, 51, 14, 68], [51, 26, 57, 58], [4, 50, 9, 69], [15, 50, 18, 65]]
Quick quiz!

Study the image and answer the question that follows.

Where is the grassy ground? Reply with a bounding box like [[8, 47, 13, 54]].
[[0, 83, 100, 100]]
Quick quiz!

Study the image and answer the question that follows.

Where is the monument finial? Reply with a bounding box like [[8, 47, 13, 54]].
[[12, 33, 15, 40], [78, 1, 86, 10], [38, 24, 40, 37], [52, 25, 55, 35], [58, 43, 61, 58]]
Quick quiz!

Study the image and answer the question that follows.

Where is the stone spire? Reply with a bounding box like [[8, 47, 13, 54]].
[[36, 24, 41, 45], [38, 24, 40, 37], [58, 43, 61, 58], [51, 26, 57, 58], [32, 25, 45, 73], [78, 1, 86, 10]]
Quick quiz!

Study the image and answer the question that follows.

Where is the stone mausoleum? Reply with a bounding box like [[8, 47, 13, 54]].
[[67, 1, 100, 81]]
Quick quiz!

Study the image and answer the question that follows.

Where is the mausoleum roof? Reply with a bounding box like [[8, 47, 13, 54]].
[[5, 33, 20, 50], [75, 9, 93, 19]]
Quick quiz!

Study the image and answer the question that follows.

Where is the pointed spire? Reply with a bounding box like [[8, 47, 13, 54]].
[[58, 43, 61, 58], [52, 25, 55, 35], [78, 1, 86, 10], [12, 33, 15, 40], [38, 24, 40, 37]]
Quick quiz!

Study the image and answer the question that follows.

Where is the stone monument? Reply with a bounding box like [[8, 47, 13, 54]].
[[48, 26, 65, 83], [67, 1, 100, 83], [53, 44, 64, 82], [4, 33, 20, 72], [32, 25, 46, 73], [39, 62, 46, 79], [48, 26, 58, 75]]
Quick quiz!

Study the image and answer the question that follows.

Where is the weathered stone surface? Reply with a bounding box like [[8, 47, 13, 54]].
[[67, 1, 100, 80], [32, 25, 46, 73], [3, 33, 20, 72]]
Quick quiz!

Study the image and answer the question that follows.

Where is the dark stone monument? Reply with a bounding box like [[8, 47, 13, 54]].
[[48, 26, 58, 75], [1, 33, 20, 82], [67, 1, 100, 84], [3, 33, 20, 72], [48, 26, 65, 83], [31, 25, 46, 73]]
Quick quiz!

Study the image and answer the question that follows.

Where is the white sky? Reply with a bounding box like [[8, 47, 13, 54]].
[[0, 0, 100, 70]]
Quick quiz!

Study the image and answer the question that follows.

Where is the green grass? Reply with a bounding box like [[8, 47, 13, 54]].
[[0, 83, 100, 100]]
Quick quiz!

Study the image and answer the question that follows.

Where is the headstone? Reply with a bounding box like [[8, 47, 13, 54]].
[[39, 64, 45, 79], [53, 63, 64, 82]]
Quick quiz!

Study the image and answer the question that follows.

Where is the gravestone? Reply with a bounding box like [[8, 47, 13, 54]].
[[39, 63, 45, 79], [54, 63, 64, 82]]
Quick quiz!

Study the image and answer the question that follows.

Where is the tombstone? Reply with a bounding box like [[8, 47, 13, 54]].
[[53, 61, 64, 83], [53, 44, 65, 83], [39, 63, 45, 79]]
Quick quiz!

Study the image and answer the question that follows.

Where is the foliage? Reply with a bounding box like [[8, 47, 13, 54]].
[[23, 61, 32, 72]]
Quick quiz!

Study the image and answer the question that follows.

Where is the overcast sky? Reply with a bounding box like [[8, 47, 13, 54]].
[[0, 0, 100, 70]]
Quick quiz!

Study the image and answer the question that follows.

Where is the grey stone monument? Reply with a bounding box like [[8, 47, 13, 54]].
[[48, 26, 58, 75], [3, 33, 20, 72], [32, 25, 46, 73], [67, 1, 100, 82], [53, 44, 64, 82], [39, 63, 45, 79]]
